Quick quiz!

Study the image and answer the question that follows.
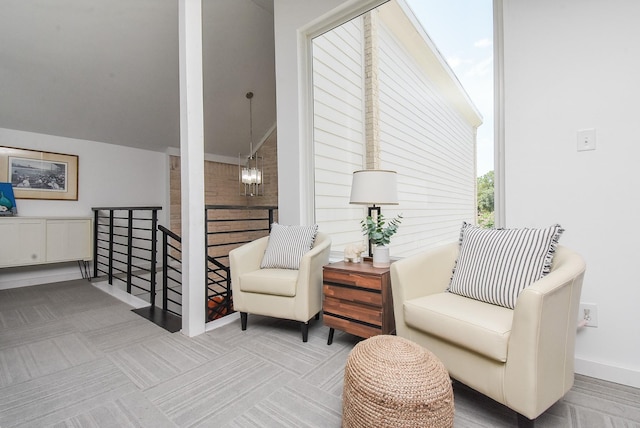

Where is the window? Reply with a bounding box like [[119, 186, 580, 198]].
[[312, 1, 488, 257]]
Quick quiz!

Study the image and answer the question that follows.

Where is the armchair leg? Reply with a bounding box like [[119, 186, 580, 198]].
[[517, 413, 535, 428], [240, 312, 248, 330], [301, 322, 309, 342]]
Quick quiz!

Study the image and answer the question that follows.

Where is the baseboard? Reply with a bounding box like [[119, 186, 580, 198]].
[[206, 312, 240, 332], [93, 279, 238, 332], [0, 268, 84, 290], [575, 356, 640, 389], [92, 280, 152, 309]]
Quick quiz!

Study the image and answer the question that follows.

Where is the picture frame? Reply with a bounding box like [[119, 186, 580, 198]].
[[0, 146, 78, 201], [0, 182, 17, 216]]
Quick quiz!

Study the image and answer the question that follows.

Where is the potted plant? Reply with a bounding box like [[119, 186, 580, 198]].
[[361, 213, 402, 267]]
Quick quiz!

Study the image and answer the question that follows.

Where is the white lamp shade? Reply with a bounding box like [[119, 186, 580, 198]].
[[349, 169, 398, 205]]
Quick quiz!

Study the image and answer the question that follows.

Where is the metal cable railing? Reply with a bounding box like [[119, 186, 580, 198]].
[[204, 204, 277, 264], [203, 205, 277, 321], [94, 205, 276, 325], [158, 225, 183, 317], [158, 224, 233, 321], [92, 207, 161, 304]]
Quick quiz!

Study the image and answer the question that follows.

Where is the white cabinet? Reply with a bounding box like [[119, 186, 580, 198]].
[[46, 219, 93, 263], [0, 217, 92, 268], [0, 218, 46, 266]]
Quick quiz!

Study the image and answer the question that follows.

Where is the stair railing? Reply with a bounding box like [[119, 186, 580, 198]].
[[92, 206, 161, 304], [94, 205, 276, 324], [158, 225, 183, 316]]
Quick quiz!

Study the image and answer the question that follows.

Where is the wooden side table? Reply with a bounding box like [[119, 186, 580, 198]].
[[322, 260, 396, 344]]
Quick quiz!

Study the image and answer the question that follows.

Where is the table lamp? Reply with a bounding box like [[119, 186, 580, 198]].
[[349, 169, 399, 256]]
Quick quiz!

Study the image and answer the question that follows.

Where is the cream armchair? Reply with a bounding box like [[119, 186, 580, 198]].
[[390, 243, 586, 427], [229, 232, 331, 342]]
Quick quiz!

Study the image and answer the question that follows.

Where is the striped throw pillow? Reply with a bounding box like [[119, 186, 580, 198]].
[[260, 223, 319, 270], [448, 222, 564, 309]]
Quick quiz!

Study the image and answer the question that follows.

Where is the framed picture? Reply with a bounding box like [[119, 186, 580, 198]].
[[0, 182, 17, 216], [0, 146, 78, 200]]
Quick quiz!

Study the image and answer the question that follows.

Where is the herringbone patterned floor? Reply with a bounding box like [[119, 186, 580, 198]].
[[0, 279, 638, 427]]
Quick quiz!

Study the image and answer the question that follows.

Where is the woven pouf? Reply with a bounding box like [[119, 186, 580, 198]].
[[342, 335, 454, 428]]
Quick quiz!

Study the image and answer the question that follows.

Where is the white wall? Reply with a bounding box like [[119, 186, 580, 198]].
[[502, 0, 640, 387], [0, 127, 168, 288]]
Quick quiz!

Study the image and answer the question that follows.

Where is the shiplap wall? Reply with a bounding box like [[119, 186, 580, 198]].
[[312, 17, 368, 251], [312, 9, 478, 258], [377, 21, 476, 256]]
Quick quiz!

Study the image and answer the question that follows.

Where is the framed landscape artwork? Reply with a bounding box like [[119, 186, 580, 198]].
[[0, 146, 78, 201]]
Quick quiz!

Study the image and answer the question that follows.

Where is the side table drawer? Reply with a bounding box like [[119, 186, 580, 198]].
[[323, 284, 382, 306], [323, 296, 382, 326], [323, 269, 381, 291], [323, 313, 381, 339]]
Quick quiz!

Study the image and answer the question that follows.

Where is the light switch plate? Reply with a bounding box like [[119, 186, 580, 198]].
[[577, 129, 596, 151]]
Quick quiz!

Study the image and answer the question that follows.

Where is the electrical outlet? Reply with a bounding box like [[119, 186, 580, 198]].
[[579, 303, 598, 327]]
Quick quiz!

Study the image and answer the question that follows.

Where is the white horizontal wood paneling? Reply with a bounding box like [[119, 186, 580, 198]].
[[377, 21, 477, 257], [312, 10, 479, 259], [312, 17, 368, 253]]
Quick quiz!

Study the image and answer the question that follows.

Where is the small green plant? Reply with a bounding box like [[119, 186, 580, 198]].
[[361, 213, 402, 246]]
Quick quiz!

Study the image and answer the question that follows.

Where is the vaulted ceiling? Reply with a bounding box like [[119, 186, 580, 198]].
[[0, 0, 276, 160]]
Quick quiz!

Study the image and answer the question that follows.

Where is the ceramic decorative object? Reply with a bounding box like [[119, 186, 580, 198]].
[[344, 243, 366, 263], [372, 245, 391, 268]]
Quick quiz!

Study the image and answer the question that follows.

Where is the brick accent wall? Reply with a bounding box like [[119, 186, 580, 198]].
[[364, 10, 380, 169], [169, 128, 278, 257]]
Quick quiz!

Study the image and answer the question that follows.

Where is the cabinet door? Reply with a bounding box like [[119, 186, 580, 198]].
[[0, 219, 46, 267], [46, 219, 92, 262]]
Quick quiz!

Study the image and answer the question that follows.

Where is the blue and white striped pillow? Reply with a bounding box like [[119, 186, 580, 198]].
[[260, 223, 319, 270], [448, 222, 564, 309]]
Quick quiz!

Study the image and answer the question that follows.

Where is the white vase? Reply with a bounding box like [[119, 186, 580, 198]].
[[372, 245, 390, 268]]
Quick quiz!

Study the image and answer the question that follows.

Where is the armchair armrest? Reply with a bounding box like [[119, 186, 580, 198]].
[[295, 232, 332, 320], [297, 233, 332, 280], [505, 246, 586, 418], [229, 236, 269, 284], [390, 242, 459, 301]]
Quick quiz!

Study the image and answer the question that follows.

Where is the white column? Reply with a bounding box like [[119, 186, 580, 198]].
[[178, 0, 206, 337]]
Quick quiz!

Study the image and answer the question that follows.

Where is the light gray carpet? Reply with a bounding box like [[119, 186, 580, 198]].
[[0, 279, 639, 427]]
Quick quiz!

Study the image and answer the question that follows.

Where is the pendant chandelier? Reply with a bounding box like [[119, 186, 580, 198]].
[[239, 91, 263, 196]]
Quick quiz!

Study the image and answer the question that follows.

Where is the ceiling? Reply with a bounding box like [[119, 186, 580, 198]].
[[0, 0, 276, 161]]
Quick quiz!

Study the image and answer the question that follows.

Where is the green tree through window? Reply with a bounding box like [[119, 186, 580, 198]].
[[477, 170, 494, 228]]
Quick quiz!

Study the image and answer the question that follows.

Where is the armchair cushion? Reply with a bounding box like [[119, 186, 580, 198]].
[[239, 268, 299, 297], [404, 292, 513, 362], [260, 223, 319, 270], [448, 222, 564, 309]]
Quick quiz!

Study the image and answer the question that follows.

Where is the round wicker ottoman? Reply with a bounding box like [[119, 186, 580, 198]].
[[342, 335, 454, 428]]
